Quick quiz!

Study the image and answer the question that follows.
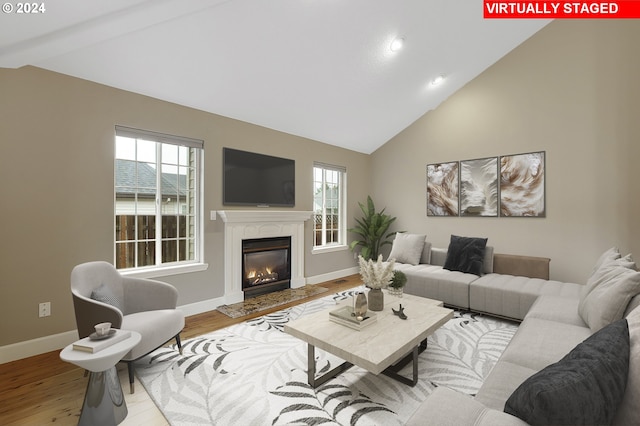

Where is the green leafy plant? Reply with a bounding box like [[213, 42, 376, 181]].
[[389, 270, 407, 290], [348, 196, 397, 260]]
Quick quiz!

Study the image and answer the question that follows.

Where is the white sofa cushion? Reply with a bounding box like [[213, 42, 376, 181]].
[[397, 263, 476, 309], [407, 386, 528, 426], [504, 319, 630, 426]]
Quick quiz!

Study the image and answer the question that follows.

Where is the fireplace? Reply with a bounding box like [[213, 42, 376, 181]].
[[218, 210, 312, 304], [242, 236, 291, 299]]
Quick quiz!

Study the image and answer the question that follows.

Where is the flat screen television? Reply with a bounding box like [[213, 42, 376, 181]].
[[223, 147, 295, 207]]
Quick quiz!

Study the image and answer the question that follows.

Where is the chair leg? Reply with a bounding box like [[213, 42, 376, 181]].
[[176, 334, 183, 355], [128, 362, 135, 394]]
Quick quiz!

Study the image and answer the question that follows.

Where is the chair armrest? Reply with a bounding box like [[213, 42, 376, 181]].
[[406, 387, 529, 426], [72, 295, 123, 338], [122, 277, 179, 314]]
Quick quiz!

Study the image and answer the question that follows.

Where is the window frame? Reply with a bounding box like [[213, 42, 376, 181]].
[[312, 162, 347, 254], [114, 126, 206, 277]]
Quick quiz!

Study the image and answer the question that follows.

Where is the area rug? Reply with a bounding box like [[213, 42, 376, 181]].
[[136, 288, 518, 425], [216, 285, 328, 318]]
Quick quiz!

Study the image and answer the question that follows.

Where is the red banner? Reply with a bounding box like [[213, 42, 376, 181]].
[[484, 1, 640, 18]]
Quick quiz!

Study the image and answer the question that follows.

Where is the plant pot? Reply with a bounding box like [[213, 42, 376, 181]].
[[368, 288, 384, 311], [388, 286, 404, 298]]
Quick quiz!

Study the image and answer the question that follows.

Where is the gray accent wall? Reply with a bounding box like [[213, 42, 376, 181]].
[[371, 20, 640, 284]]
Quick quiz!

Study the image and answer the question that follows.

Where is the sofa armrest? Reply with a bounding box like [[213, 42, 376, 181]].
[[406, 387, 529, 426], [122, 277, 179, 314]]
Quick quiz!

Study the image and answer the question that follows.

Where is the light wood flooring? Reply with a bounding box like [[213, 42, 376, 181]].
[[0, 275, 360, 425]]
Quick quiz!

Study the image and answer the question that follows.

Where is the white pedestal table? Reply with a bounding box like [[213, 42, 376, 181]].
[[60, 331, 141, 425]]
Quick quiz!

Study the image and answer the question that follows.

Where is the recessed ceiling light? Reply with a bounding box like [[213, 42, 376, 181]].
[[390, 37, 404, 52], [430, 75, 445, 87]]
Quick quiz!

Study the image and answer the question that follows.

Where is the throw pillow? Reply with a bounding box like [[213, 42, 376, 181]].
[[578, 258, 640, 332], [504, 319, 630, 426], [613, 306, 640, 425], [419, 241, 432, 265], [592, 246, 621, 275], [90, 283, 125, 312], [388, 233, 426, 265], [580, 254, 637, 308], [443, 235, 488, 276]]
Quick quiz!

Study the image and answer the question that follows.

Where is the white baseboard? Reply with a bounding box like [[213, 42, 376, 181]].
[[1, 269, 358, 364], [178, 296, 226, 317], [306, 267, 359, 285], [0, 330, 79, 364]]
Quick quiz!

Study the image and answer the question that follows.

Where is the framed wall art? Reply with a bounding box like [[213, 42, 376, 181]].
[[427, 161, 459, 216], [499, 151, 545, 217], [460, 157, 498, 217]]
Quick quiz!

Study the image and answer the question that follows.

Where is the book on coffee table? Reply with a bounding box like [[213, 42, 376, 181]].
[[329, 306, 377, 330], [73, 329, 131, 353]]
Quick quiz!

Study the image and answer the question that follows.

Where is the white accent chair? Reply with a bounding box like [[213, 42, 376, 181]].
[[70, 261, 184, 393]]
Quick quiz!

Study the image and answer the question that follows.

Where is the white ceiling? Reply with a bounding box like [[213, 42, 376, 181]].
[[0, 0, 550, 154]]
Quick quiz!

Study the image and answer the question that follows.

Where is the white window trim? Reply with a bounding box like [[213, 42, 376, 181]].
[[120, 262, 208, 279], [312, 162, 347, 251], [311, 243, 348, 255], [114, 126, 205, 272]]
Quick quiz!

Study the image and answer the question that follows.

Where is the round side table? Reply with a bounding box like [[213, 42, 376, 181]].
[[60, 331, 141, 426]]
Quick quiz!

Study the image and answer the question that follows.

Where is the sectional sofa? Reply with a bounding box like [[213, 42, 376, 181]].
[[384, 233, 640, 426]]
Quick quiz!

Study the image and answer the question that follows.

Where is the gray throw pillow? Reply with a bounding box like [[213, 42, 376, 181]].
[[388, 233, 426, 265], [504, 319, 630, 426], [443, 235, 488, 276], [582, 252, 636, 301], [579, 258, 640, 332], [591, 246, 621, 275], [90, 283, 125, 312]]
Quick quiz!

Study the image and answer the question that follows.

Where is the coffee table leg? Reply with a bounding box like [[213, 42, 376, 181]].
[[382, 345, 419, 386], [307, 344, 353, 388]]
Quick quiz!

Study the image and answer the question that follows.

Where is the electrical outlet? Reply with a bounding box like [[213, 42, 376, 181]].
[[39, 302, 51, 318]]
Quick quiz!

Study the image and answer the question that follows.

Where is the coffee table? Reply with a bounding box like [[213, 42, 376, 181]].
[[284, 292, 453, 387]]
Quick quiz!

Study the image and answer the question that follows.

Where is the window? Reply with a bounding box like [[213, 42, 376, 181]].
[[313, 162, 346, 249], [114, 126, 203, 271]]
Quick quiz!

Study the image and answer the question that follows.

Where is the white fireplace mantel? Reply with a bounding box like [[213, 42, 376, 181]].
[[219, 210, 313, 303]]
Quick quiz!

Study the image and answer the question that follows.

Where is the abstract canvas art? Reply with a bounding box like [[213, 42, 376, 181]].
[[427, 162, 459, 216], [500, 151, 545, 217], [460, 157, 498, 217]]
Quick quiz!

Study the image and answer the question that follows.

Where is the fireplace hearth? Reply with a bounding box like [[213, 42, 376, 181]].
[[242, 236, 291, 299]]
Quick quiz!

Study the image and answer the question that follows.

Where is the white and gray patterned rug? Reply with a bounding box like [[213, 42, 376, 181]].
[[136, 288, 518, 425]]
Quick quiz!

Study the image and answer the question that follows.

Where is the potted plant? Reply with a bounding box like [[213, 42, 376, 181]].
[[358, 255, 395, 311], [388, 270, 407, 297], [348, 196, 397, 260]]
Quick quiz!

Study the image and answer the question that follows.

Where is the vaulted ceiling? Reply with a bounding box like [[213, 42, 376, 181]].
[[0, 0, 550, 154]]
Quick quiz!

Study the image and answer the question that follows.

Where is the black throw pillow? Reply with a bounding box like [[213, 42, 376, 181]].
[[504, 319, 630, 426], [443, 235, 487, 275]]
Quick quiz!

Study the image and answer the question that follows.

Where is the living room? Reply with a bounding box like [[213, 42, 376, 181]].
[[1, 7, 639, 424]]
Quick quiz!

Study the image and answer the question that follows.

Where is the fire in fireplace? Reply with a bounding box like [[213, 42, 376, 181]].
[[242, 236, 291, 299]]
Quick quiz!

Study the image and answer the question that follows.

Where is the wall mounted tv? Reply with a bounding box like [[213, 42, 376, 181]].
[[223, 147, 295, 207]]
